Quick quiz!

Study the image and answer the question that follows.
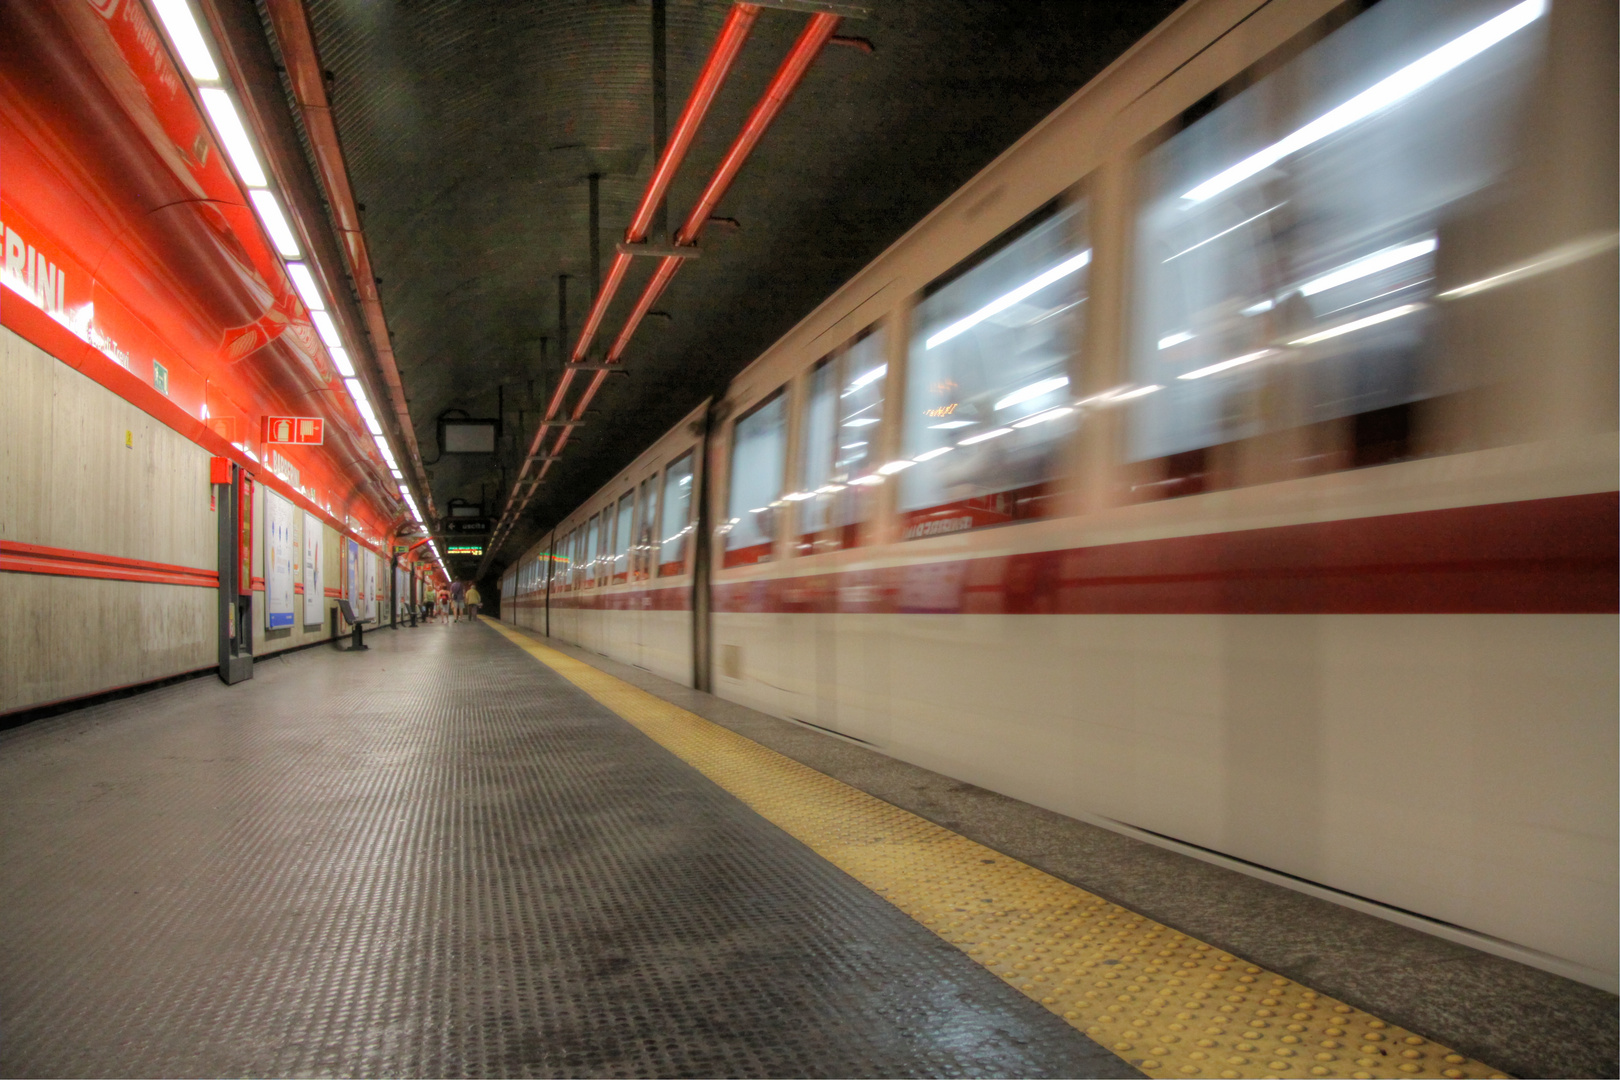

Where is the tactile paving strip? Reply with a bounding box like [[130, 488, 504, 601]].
[[489, 619, 1514, 1080], [0, 620, 1127, 1078]]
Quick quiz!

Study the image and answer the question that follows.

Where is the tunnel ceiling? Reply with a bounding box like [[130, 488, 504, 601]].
[[274, 0, 1180, 578]]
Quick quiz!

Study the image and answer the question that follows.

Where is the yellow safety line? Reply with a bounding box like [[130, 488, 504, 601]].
[[485, 618, 1507, 1080]]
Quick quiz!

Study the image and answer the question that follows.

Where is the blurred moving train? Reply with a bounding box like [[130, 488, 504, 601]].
[[503, 0, 1617, 987]]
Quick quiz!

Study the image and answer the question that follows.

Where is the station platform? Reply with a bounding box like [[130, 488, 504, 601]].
[[0, 618, 1613, 1079]]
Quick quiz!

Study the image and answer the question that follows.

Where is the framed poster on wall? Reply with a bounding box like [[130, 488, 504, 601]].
[[265, 490, 295, 629], [303, 512, 323, 626], [345, 537, 360, 619], [363, 548, 377, 622]]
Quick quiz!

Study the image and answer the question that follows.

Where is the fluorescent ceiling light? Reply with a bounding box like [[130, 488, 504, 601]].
[[1158, 331, 1194, 350], [781, 491, 815, 501], [1299, 238, 1436, 296], [1438, 232, 1620, 300], [199, 88, 267, 187], [1242, 299, 1275, 315], [843, 365, 886, 395], [1181, 0, 1546, 203], [1011, 406, 1073, 428], [1289, 303, 1424, 345], [958, 427, 1012, 446], [842, 417, 880, 427], [150, 0, 219, 81], [913, 446, 954, 462], [926, 249, 1091, 349], [814, 483, 846, 494], [1164, 204, 1284, 263], [877, 459, 915, 475], [928, 420, 974, 430], [994, 375, 1068, 411], [849, 474, 886, 486], [839, 442, 868, 450], [391, 469, 403, 479], [250, 190, 300, 257], [328, 346, 355, 377], [285, 262, 325, 311], [310, 309, 342, 348], [1179, 349, 1275, 380]]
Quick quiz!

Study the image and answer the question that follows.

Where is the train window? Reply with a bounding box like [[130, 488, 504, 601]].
[[571, 527, 584, 589], [611, 492, 633, 584], [658, 451, 694, 577], [1126, 0, 1549, 491], [793, 331, 887, 554], [722, 389, 787, 568], [633, 475, 654, 581], [899, 200, 1088, 538]]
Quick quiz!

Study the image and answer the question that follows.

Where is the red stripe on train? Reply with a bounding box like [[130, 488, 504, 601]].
[[713, 493, 1618, 615]]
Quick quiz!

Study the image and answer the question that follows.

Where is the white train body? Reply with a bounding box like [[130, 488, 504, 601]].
[[504, 0, 1617, 988]]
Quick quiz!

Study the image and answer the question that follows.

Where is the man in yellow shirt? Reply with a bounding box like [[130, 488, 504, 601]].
[[464, 582, 482, 620]]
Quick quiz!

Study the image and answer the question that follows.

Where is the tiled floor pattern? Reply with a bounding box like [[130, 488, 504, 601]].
[[0, 621, 1130, 1078]]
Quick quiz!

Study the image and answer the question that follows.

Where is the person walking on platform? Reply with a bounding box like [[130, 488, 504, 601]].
[[436, 583, 451, 624], [465, 583, 482, 620], [449, 579, 465, 622]]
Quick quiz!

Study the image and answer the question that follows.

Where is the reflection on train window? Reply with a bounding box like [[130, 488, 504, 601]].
[[722, 389, 787, 568], [611, 492, 633, 584], [900, 200, 1087, 538], [1128, 0, 1548, 495], [792, 329, 886, 554], [633, 476, 654, 580], [573, 527, 584, 589], [658, 452, 694, 577]]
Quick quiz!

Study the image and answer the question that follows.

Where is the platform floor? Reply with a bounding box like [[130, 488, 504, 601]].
[[1, 618, 1614, 1078], [0, 619, 1128, 1078]]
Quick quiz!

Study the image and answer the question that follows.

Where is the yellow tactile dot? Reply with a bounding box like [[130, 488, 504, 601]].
[[488, 619, 1511, 1080]]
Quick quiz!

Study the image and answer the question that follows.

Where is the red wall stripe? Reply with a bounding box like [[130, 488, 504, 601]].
[[3, 298, 394, 563], [0, 540, 217, 588]]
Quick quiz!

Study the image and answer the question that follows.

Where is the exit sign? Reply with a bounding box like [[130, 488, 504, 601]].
[[263, 416, 324, 445]]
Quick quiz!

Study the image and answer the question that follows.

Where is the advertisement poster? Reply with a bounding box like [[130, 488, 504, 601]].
[[264, 490, 295, 629], [303, 512, 323, 626], [364, 548, 377, 622], [346, 537, 359, 619]]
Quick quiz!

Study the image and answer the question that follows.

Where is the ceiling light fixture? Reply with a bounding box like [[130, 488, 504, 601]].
[[250, 190, 300, 258], [285, 262, 325, 311], [198, 88, 267, 187], [150, 0, 219, 81]]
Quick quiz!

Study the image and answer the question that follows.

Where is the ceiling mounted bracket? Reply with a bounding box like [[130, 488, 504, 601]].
[[615, 240, 701, 258], [534, 420, 585, 429], [564, 363, 629, 373], [754, 0, 869, 16]]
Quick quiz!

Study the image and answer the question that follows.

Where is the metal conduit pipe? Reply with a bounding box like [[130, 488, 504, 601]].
[[491, 12, 840, 557], [499, 2, 762, 535], [263, 0, 431, 513]]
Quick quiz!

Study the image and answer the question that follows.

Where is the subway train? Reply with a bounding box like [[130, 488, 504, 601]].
[[502, 0, 1617, 989]]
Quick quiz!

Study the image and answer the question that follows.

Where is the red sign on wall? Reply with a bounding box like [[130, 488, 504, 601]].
[[264, 416, 324, 445]]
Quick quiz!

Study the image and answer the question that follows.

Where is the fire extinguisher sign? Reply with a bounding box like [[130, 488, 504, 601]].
[[263, 416, 324, 445]]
